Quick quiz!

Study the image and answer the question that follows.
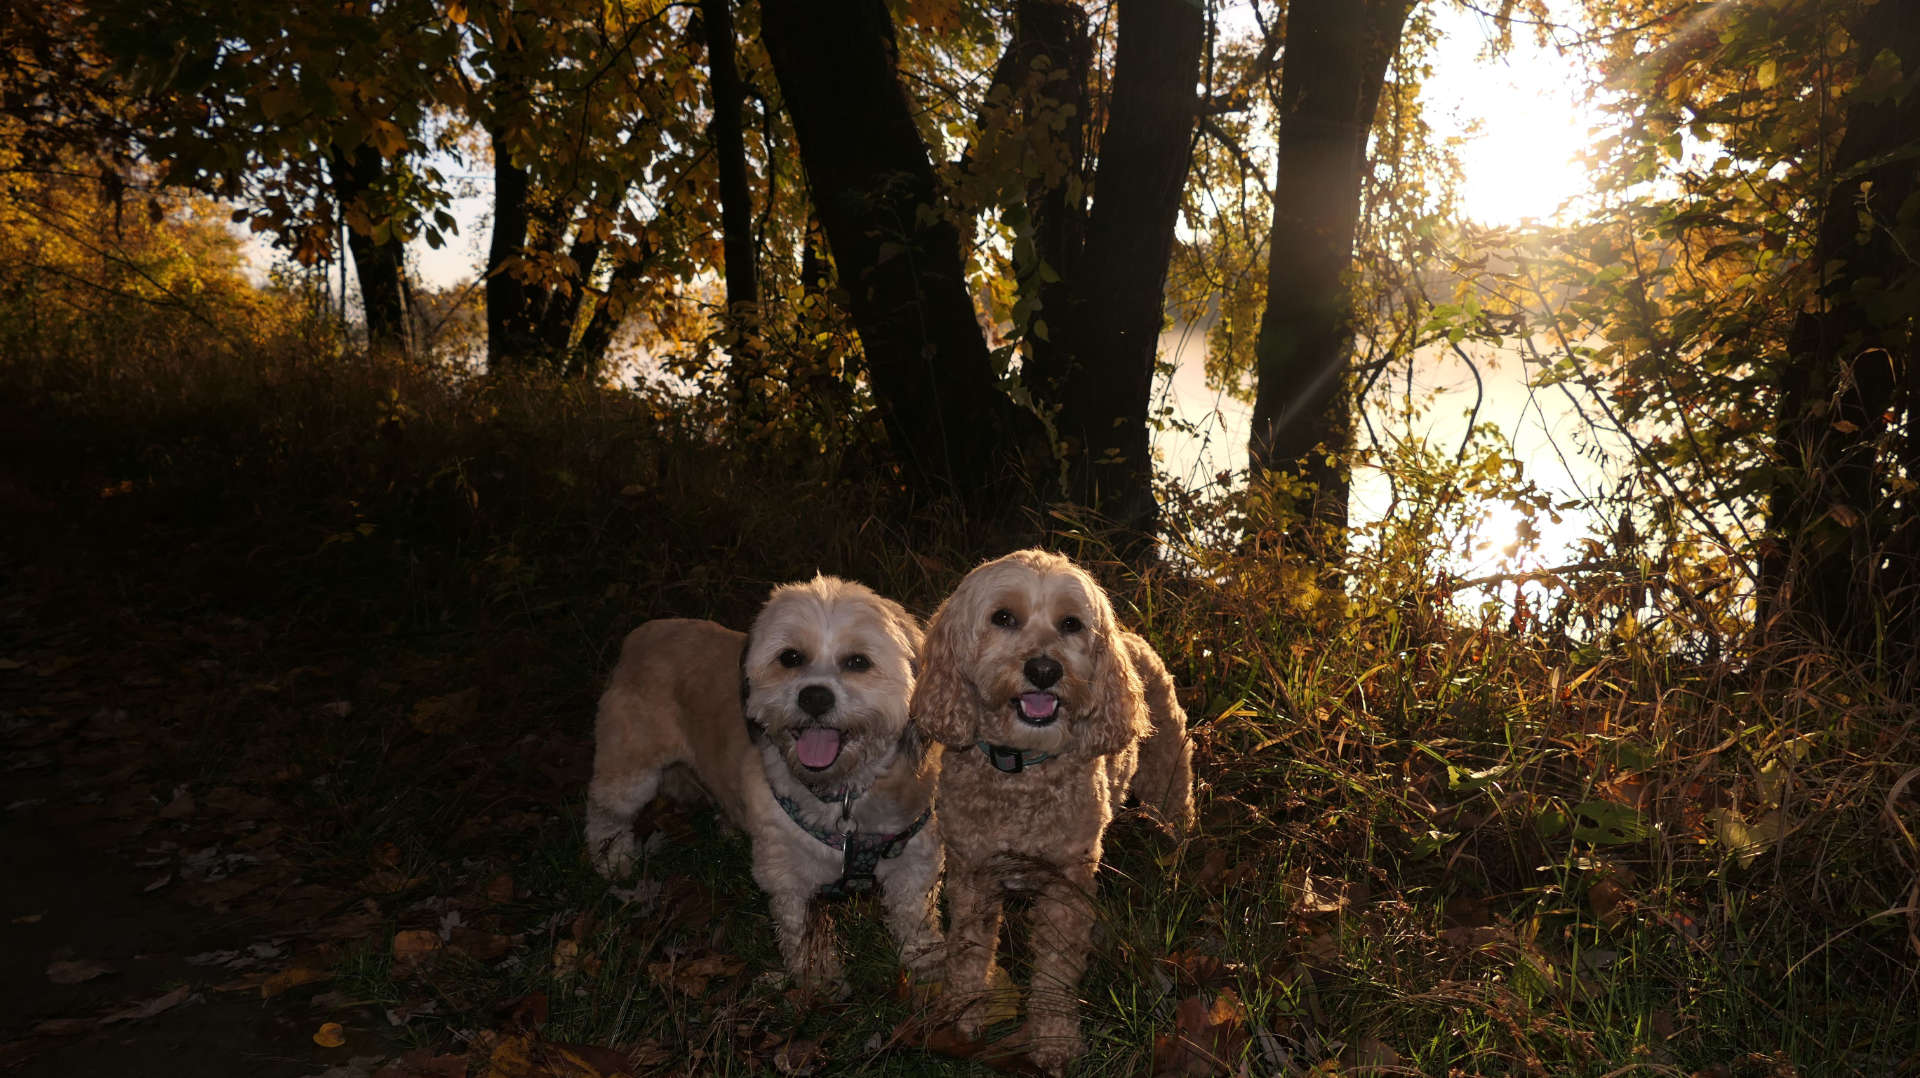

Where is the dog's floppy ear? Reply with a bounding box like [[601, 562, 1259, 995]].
[[878, 595, 925, 679], [909, 592, 979, 748], [1072, 619, 1149, 759]]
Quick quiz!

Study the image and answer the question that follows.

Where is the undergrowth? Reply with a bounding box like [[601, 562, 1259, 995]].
[[4, 332, 1918, 1078]]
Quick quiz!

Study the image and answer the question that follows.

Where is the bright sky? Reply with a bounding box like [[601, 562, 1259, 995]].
[[1423, 3, 1599, 227]]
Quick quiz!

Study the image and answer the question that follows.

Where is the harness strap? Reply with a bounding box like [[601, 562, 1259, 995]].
[[773, 793, 932, 900]]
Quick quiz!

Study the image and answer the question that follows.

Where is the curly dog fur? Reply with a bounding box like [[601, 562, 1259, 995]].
[[912, 549, 1193, 1071]]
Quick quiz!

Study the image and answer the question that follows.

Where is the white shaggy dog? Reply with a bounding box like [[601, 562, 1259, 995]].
[[586, 575, 943, 990], [913, 549, 1193, 1072]]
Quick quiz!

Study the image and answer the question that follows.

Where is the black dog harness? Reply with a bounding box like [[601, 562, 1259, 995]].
[[773, 791, 931, 900]]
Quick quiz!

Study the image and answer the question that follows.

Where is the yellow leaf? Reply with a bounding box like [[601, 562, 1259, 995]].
[[262, 966, 332, 999], [313, 1021, 346, 1048], [392, 929, 443, 967]]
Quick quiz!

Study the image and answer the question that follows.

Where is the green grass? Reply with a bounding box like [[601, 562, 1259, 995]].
[[4, 334, 1918, 1077]]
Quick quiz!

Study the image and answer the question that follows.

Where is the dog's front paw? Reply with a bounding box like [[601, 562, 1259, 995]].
[[584, 799, 641, 879], [587, 832, 636, 879], [899, 934, 945, 981], [1019, 1015, 1083, 1075], [591, 833, 637, 876], [942, 963, 1018, 1041]]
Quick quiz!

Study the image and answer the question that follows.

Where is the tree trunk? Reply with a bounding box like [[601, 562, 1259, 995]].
[[1045, 0, 1205, 533], [1247, 0, 1412, 556], [485, 119, 539, 372], [760, 0, 1046, 503], [329, 144, 411, 359], [1005, 0, 1091, 405], [700, 0, 762, 407], [1762, 0, 1920, 654]]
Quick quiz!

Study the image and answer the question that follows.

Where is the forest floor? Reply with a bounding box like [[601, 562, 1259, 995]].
[[5, 359, 1917, 1078], [0, 474, 613, 1077], [0, 381, 1056, 1078]]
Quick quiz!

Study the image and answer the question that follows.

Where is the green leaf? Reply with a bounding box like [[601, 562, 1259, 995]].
[[1568, 801, 1648, 846]]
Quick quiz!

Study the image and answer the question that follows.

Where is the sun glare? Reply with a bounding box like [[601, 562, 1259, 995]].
[[1421, 7, 1602, 226]]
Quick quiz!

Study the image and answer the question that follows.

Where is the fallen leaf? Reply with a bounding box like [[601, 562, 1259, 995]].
[[262, 965, 334, 998], [550, 939, 582, 979], [500, 992, 550, 1031], [486, 873, 516, 904], [1339, 1034, 1402, 1076], [1191, 846, 1230, 893], [772, 1038, 824, 1075], [646, 951, 745, 997], [32, 1017, 97, 1037], [46, 958, 115, 985], [1292, 873, 1363, 916], [1153, 988, 1248, 1076], [477, 1030, 636, 1077], [314, 1021, 347, 1048], [391, 929, 442, 969], [1708, 806, 1786, 869], [373, 1049, 468, 1078], [449, 927, 513, 962], [156, 786, 196, 819], [1438, 923, 1513, 950], [1589, 878, 1630, 927], [385, 999, 440, 1026], [908, 1022, 1045, 1074], [100, 985, 191, 1024], [1162, 951, 1233, 991], [181, 871, 276, 910]]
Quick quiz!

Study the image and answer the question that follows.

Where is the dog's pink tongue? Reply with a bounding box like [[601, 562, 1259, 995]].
[[1018, 692, 1058, 720], [795, 727, 842, 769]]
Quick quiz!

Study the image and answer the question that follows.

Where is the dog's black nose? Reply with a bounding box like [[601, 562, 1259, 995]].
[[796, 685, 835, 717], [1024, 656, 1063, 689]]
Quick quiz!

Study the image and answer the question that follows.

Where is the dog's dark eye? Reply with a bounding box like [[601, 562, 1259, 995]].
[[842, 653, 871, 672], [777, 648, 805, 668], [991, 608, 1016, 628], [1059, 616, 1084, 634]]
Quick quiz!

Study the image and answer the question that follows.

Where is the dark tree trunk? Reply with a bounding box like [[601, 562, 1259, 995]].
[[329, 143, 411, 359], [1247, 0, 1412, 555], [1005, 0, 1091, 405], [1045, 0, 1205, 532], [487, 120, 619, 375], [700, 0, 762, 406], [567, 255, 647, 380], [1762, 0, 1920, 655], [760, 0, 1046, 503], [485, 119, 539, 372]]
